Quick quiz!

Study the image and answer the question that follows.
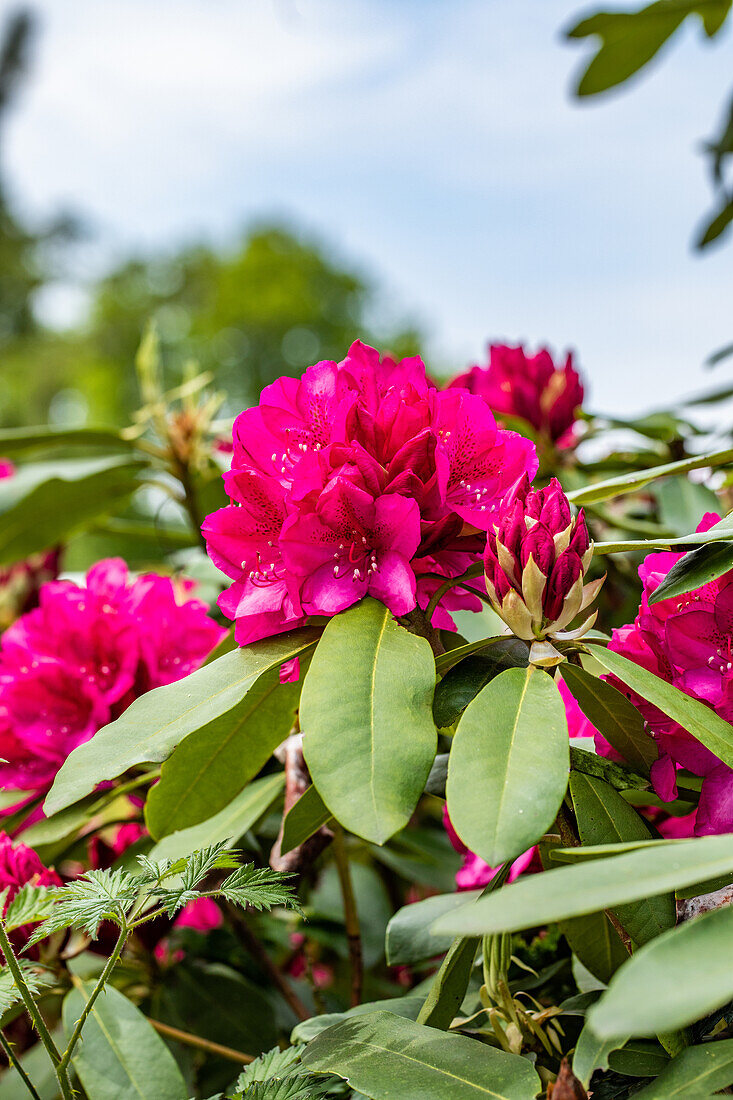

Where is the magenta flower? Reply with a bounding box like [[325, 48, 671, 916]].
[[0, 831, 61, 948], [601, 513, 733, 835], [0, 559, 224, 795], [483, 477, 602, 665], [205, 342, 538, 643], [451, 343, 585, 448]]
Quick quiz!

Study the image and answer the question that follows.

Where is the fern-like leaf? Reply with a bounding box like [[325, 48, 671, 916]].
[[237, 1077, 336, 1100], [150, 842, 243, 915], [235, 1045, 302, 1088], [215, 864, 300, 915], [0, 960, 52, 1014], [26, 868, 138, 946], [3, 884, 57, 933]]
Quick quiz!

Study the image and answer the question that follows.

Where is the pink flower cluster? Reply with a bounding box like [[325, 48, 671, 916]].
[[0, 831, 61, 948], [0, 559, 224, 794], [603, 514, 733, 835], [450, 343, 584, 448], [204, 341, 537, 642], [0, 460, 60, 629]]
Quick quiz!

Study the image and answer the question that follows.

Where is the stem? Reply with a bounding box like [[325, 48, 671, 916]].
[[59, 923, 128, 1074], [332, 825, 363, 1008], [224, 903, 311, 1022], [424, 564, 485, 628], [174, 459, 207, 553], [0, 923, 63, 1076], [147, 1018, 254, 1064], [0, 1030, 43, 1100]]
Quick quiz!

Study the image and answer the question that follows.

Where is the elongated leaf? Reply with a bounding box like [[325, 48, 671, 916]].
[[573, 1019, 628, 1087], [0, 455, 146, 563], [633, 1038, 733, 1097], [432, 641, 528, 728], [386, 890, 481, 966], [570, 772, 675, 945], [63, 982, 188, 1100], [416, 934, 478, 1029], [281, 784, 332, 855], [0, 425, 133, 456], [300, 1011, 541, 1098], [291, 994, 425, 1043], [301, 600, 437, 845], [145, 668, 300, 838], [561, 663, 657, 771], [590, 904, 733, 1038], [569, 745, 648, 790], [608, 1040, 670, 1077], [655, 476, 720, 536], [45, 630, 318, 815], [434, 636, 528, 675], [148, 772, 284, 863], [587, 644, 733, 769], [560, 910, 628, 985], [566, 447, 733, 507], [649, 540, 733, 604], [446, 667, 569, 865], [432, 834, 733, 936]]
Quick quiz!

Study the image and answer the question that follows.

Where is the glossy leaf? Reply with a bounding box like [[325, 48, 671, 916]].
[[0, 455, 145, 564], [561, 662, 657, 771], [607, 1040, 670, 1078], [0, 425, 133, 455], [145, 668, 300, 837], [432, 834, 733, 936], [560, 910, 628, 985], [300, 1011, 541, 1099], [281, 784, 332, 855], [386, 890, 481, 966], [587, 644, 733, 769], [432, 641, 528, 728], [649, 540, 733, 604], [590, 903, 733, 1038], [566, 447, 733, 507], [45, 629, 318, 815], [570, 771, 675, 945], [415, 934, 478, 1030], [572, 1019, 628, 1087], [633, 1038, 733, 1097], [301, 600, 437, 844], [63, 982, 188, 1100], [148, 772, 284, 862], [446, 667, 569, 865]]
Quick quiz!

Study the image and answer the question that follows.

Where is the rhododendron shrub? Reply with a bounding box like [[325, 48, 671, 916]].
[[5, 333, 733, 1100]]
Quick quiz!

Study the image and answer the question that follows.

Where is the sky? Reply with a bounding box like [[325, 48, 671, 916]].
[[4, 0, 733, 414]]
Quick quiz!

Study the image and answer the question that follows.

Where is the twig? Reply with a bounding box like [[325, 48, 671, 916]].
[[332, 825, 363, 1008], [147, 1018, 254, 1064]]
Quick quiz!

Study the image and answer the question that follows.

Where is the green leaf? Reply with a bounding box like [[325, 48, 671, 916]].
[[572, 1019, 628, 1087], [566, 1, 731, 97], [416, 935, 478, 1029], [569, 771, 675, 945], [560, 910, 628, 985], [215, 863, 299, 914], [565, 447, 733, 507], [607, 1039, 670, 1077], [291, 994, 425, 1043], [0, 960, 52, 1014], [2, 884, 56, 932], [633, 1037, 733, 1097], [45, 629, 318, 815], [649, 540, 733, 604], [434, 636, 528, 675], [586, 644, 733, 769], [386, 891, 481, 966], [27, 868, 138, 945], [280, 784, 332, 855], [654, 476, 720, 536], [569, 744, 649, 790], [299, 1010, 542, 1098], [236, 1045, 302, 1086], [0, 1029, 64, 1099], [0, 425, 133, 456], [431, 834, 733, 937], [148, 772, 285, 863], [446, 667, 569, 865], [432, 641, 528, 728], [0, 455, 146, 564], [590, 904, 733, 1038], [145, 667, 300, 838], [301, 600, 437, 845], [697, 194, 733, 247], [561, 663, 657, 771], [62, 982, 188, 1100]]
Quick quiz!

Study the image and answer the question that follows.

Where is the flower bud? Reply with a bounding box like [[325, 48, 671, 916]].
[[483, 477, 603, 664]]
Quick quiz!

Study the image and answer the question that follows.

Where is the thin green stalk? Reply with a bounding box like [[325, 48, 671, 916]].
[[0, 923, 63, 1079], [58, 922, 128, 1075], [0, 1029, 42, 1100], [332, 825, 363, 1008], [424, 564, 485, 626]]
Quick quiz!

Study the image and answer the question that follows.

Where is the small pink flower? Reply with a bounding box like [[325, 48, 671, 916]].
[[451, 343, 585, 447], [175, 896, 223, 933]]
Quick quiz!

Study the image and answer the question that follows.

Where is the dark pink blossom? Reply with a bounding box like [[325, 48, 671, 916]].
[[0, 831, 61, 948], [451, 343, 585, 447], [0, 559, 224, 795], [601, 513, 733, 835], [205, 342, 537, 641]]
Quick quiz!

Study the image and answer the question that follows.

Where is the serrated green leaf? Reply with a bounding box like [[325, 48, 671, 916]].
[[27, 868, 138, 945], [215, 863, 300, 915], [301, 600, 437, 845], [0, 961, 52, 1015], [2, 884, 56, 932], [235, 1046, 302, 1087]]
